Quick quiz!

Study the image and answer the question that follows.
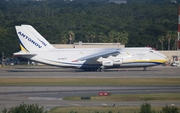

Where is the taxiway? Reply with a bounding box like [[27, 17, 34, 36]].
[[0, 65, 180, 111]]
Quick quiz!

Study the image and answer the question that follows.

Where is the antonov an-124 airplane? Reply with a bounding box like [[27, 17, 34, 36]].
[[13, 25, 167, 71]]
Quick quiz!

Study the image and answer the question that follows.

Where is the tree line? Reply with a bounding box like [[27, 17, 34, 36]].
[[1, 102, 179, 113], [0, 0, 179, 57]]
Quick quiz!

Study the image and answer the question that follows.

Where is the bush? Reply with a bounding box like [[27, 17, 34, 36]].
[[1, 102, 47, 113], [139, 102, 155, 113], [70, 111, 77, 113], [162, 105, 179, 113]]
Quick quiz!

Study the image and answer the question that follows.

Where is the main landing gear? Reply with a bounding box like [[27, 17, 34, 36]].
[[143, 67, 147, 71], [84, 66, 105, 72], [97, 66, 105, 72], [97, 67, 104, 72]]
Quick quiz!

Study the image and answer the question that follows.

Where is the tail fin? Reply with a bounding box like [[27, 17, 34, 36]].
[[15, 25, 54, 52]]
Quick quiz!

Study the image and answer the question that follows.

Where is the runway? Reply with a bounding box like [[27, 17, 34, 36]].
[[0, 65, 180, 111], [0, 65, 180, 78], [0, 86, 180, 111]]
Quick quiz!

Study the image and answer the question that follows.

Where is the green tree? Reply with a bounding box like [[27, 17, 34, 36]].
[[108, 30, 128, 44], [0, 1, 179, 57], [115, 31, 128, 45], [1, 102, 47, 113], [166, 31, 178, 50], [108, 30, 116, 43], [158, 35, 165, 50], [171, 31, 178, 50], [139, 102, 155, 113], [98, 32, 108, 43], [166, 31, 172, 50], [162, 105, 179, 113], [61, 31, 69, 44], [85, 31, 96, 43], [69, 30, 75, 44]]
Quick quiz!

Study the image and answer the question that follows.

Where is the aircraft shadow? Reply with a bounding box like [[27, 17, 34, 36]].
[[5, 68, 160, 72]]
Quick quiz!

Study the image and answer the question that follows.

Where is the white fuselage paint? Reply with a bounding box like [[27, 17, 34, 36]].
[[17, 47, 167, 69], [14, 25, 167, 70]]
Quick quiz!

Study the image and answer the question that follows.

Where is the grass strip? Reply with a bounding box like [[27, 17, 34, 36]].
[[63, 93, 180, 101], [0, 78, 180, 85], [49, 106, 180, 113], [54, 93, 180, 113], [49, 106, 141, 113]]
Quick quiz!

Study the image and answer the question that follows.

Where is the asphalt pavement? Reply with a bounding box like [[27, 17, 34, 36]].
[[0, 65, 180, 111]]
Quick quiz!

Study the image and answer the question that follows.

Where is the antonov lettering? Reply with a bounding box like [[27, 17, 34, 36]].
[[18, 32, 42, 48], [37, 38, 47, 46]]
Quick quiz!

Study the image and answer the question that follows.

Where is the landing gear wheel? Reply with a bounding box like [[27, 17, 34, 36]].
[[97, 68, 104, 72], [84, 68, 88, 71], [143, 67, 147, 71], [99, 68, 104, 72], [97, 68, 100, 72]]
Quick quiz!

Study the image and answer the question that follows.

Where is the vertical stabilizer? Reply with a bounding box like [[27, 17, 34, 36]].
[[22, 25, 54, 49], [15, 25, 53, 52]]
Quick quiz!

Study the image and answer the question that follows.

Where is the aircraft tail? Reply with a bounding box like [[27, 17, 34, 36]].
[[15, 25, 54, 52]]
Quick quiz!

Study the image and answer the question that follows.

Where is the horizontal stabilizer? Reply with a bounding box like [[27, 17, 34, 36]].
[[14, 51, 36, 57]]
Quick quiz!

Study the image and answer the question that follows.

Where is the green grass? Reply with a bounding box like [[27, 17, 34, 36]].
[[0, 78, 180, 85], [49, 106, 180, 113], [49, 106, 141, 113], [53, 93, 180, 113], [63, 93, 180, 101]]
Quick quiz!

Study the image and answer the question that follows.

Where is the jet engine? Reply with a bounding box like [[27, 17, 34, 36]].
[[102, 60, 113, 66], [113, 59, 123, 65]]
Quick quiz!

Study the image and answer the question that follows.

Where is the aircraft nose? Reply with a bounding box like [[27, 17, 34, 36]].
[[156, 51, 168, 64], [162, 55, 168, 64], [164, 57, 168, 62]]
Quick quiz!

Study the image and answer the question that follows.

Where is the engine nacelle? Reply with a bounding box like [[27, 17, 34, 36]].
[[113, 59, 123, 65], [102, 60, 113, 66]]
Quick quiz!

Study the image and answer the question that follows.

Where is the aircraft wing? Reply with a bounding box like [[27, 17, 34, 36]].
[[73, 50, 120, 62]]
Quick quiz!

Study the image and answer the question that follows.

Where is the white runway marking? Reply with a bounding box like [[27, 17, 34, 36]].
[[28, 97, 62, 100], [102, 103, 108, 106]]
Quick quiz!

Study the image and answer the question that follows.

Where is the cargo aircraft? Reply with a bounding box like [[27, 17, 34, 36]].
[[14, 25, 167, 71]]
